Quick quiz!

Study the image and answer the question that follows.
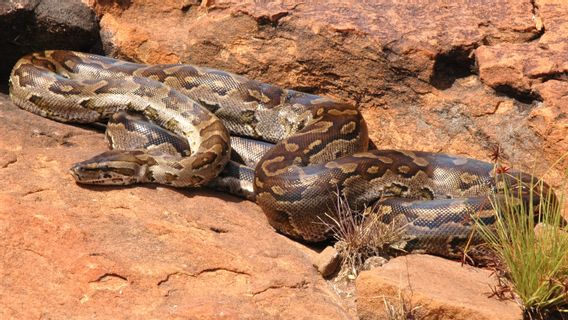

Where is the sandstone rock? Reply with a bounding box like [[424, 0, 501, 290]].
[[474, 0, 568, 189], [87, 0, 566, 212], [356, 254, 522, 320], [476, 0, 568, 99], [314, 246, 342, 278], [0, 94, 352, 319], [88, 0, 541, 100]]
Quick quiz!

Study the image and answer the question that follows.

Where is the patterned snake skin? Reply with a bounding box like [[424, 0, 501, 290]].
[[9, 50, 550, 257]]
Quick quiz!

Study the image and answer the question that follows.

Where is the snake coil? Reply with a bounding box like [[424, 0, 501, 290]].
[[9, 50, 552, 257]]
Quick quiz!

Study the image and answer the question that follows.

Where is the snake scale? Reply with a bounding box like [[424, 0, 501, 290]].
[[9, 50, 550, 257]]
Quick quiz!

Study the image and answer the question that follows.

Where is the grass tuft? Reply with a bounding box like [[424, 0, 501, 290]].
[[383, 290, 424, 320], [474, 168, 568, 317], [324, 193, 405, 279]]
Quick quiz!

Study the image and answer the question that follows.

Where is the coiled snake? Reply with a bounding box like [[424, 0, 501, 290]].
[[9, 51, 549, 257]]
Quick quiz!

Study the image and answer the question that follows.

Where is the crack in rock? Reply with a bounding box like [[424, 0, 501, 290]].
[[23, 188, 49, 196], [0, 151, 17, 168], [157, 268, 251, 287], [252, 280, 309, 297], [530, 0, 545, 39], [196, 267, 251, 277], [156, 271, 191, 287], [89, 273, 129, 292], [493, 84, 542, 104], [209, 226, 229, 234]]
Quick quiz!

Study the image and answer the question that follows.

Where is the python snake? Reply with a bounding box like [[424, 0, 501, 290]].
[[9, 50, 550, 257]]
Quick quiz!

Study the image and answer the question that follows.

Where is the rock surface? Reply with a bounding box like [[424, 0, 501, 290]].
[[85, 0, 567, 210], [0, 95, 351, 319], [356, 254, 522, 320], [313, 246, 342, 278]]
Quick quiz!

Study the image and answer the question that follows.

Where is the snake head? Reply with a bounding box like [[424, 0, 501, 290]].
[[70, 150, 150, 185]]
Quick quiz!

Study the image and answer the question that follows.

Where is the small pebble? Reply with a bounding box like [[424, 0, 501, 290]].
[[362, 256, 388, 270]]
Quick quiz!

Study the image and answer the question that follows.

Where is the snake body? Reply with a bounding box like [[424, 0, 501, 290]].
[[9, 50, 549, 256]]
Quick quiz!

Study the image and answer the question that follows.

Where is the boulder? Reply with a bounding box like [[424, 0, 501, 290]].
[[313, 246, 342, 278], [88, 0, 567, 207], [356, 254, 522, 320]]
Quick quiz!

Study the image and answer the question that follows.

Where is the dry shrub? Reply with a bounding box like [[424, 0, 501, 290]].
[[324, 193, 405, 279]]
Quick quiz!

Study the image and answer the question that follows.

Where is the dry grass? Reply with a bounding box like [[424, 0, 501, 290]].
[[382, 290, 424, 320], [324, 193, 405, 279]]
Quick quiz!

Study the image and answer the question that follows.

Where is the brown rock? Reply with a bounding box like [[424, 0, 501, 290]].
[[314, 246, 342, 278], [476, 0, 568, 98], [474, 0, 568, 191], [0, 94, 352, 319], [356, 254, 522, 320], [87, 0, 566, 213], [89, 0, 541, 100]]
